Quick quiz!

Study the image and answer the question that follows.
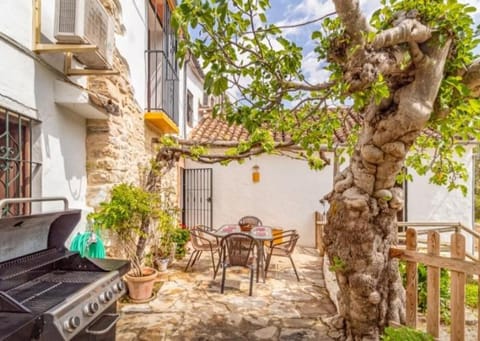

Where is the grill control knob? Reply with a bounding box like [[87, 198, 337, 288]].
[[63, 316, 81, 332], [99, 290, 113, 303], [113, 281, 125, 293], [83, 302, 99, 316]]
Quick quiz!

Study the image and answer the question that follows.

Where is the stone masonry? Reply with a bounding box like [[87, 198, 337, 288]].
[[85, 0, 173, 208]]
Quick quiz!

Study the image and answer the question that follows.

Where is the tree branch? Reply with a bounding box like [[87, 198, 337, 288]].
[[372, 19, 431, 49], [463, 59, 480, 96], [282, 80, 334, 91], [332, 0, 371, 45]]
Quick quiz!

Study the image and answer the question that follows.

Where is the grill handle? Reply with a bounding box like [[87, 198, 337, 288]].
[[0, 197, 69, 212], [85, 313, 120, 335]]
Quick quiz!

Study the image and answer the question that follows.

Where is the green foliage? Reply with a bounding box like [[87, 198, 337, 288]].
[[172, 228, 190, 259], [466, 281, 479, 309], [399, 262, 451, 323], [88, 184, 161, 275], [329, 256, 347, 273], [382, 326, 434, 341], [371, 0, 479, 193], [173, 0, 478, 194]]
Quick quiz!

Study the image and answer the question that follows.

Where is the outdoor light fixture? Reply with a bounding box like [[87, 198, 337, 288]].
[[252, 165, 260, 183]]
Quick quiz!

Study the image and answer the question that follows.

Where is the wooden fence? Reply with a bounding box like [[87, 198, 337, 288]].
[[390, 227, 480, 341], [314, 211, 326, 256]]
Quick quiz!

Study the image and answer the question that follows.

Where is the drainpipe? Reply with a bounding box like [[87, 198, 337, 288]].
[[182, 53, 191, 138]]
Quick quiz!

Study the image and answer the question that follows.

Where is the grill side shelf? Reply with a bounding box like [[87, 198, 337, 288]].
[[0, 249, 76, 280], [0, 291, 31, 313]]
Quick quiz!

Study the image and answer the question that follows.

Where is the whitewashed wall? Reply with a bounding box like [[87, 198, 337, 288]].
[[186, 154, 334, 247], [117, 0, 147, 109], [407, 150, 474, 227], [0, 1, 88, 213], [186, 146, 475, 248]]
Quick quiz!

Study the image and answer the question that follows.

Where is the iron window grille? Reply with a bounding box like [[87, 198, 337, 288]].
[[0, 108, 40, 216], [146, 0, 179, 125]]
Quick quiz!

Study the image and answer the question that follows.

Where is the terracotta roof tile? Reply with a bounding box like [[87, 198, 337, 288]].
[[190, 107, 359, 145]]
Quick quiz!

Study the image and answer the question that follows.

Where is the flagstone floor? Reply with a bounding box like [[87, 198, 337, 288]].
[[117, 247, 343, 340]]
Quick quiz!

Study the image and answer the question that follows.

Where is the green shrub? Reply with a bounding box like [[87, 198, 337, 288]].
[[172, 228, 190, 259], [466, 281, 479, 309], [382, 326, 434, 341], [399, 262, 451, 323]]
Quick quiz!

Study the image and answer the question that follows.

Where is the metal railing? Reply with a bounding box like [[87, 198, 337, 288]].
[[145, 49, 179, 125]]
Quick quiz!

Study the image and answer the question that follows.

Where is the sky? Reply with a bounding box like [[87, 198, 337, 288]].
[[265, 0, 480, 83]]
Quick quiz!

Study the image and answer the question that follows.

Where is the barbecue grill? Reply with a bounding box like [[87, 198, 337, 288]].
[[0, 197, 130, 341]]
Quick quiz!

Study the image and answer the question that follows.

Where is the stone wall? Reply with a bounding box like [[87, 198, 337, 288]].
[[86, 0, 159, 208]]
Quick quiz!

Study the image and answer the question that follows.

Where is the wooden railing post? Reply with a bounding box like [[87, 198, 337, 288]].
[[451, 232, 466, 341], [406, 228, 418, 328], [315, 211, 325, 256], [426, 231, 440, 339]]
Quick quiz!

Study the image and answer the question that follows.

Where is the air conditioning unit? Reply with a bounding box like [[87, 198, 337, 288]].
[[54, 0, 114, 69]]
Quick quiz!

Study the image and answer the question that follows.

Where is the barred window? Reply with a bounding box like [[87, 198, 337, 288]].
[[0, 108, 36, 216]]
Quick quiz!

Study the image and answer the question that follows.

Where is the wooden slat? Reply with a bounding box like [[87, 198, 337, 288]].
[[451, 232, 465, 341], [478, 276, 480, 341], [426, 231, 440, 338], [315, 212, 325, 256], [389, 249, 480, 275], [406, 228, 417, 328]]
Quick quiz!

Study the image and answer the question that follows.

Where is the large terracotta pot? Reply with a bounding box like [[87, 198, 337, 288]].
[[124, 267, 158, 301]]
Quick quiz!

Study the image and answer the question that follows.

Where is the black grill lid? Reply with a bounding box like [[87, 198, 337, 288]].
[[0, 198, 81, 263]]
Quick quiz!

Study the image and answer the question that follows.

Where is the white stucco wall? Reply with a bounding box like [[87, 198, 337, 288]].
[[117, 0, 147, 109], [407, 146, 475, 228], [186, 146, 475, 248], [0, 1, 88, 213], [186, 154, 334, 247]]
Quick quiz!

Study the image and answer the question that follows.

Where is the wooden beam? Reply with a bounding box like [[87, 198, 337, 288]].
[[450, 232, 466, 341], [33, 0, 41, 49], [390, 248, 480, 275], [34, 44, 98, 53], [426, 231, 440, 339], [66, 68, 119, 76], [405, 228, 417, 328]]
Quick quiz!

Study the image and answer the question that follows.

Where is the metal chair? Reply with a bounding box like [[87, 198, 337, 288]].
[[218, 233, 257, 296], [264, 230, 300, 281], [184, 227, 220, 274], [238, 216, 262, 227]]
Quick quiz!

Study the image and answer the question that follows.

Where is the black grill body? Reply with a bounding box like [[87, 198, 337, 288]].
[[0, 199, 129, 341]]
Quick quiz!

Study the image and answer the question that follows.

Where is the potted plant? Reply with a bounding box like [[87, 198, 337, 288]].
[[152, 194, 190, 271], [89, 183, 160, 301]]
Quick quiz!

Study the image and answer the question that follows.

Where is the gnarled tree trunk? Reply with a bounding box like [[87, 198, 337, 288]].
[[324, 4, 453, 335]]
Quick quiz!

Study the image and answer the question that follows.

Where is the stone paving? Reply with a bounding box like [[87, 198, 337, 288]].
[[117, 247, 344, 340]]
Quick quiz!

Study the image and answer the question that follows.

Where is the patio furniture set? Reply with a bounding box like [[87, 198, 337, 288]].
[[184, 216, 300, 296]]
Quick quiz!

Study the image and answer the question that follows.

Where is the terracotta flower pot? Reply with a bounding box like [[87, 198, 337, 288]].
[[124, 266, 158, 301]]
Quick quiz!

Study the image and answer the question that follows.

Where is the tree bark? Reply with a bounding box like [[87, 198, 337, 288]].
[[323, 20, 453, 338]]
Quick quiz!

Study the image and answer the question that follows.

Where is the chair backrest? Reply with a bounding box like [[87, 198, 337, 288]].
[[220, 233, 256, 267], [238, 216, 262, 226], [189, 227, 217, 249], [275, 230, 300, 254]]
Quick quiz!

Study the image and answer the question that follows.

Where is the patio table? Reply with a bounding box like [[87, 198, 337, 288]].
[[212, 224, 273, 283]]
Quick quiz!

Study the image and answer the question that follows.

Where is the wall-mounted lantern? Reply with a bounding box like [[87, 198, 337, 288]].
[[252, 165, 260, 183]]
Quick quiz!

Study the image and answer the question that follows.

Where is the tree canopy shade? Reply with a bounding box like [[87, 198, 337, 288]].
[[167, 0, 480, 339]]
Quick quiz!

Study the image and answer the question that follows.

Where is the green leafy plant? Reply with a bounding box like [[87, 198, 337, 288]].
[[399, 262, 451, 323], [329, 256, 347, 273], [466, 281, 479, 309], [172, 228, 190, 259], [89, 183, 160, 276], [382, 326, 434, 341]]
